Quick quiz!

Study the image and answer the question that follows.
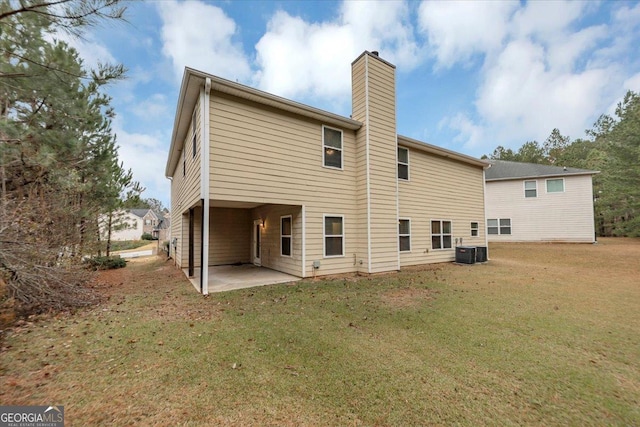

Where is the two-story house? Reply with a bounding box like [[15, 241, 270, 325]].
[[166, 51, 489, 294], [485, 160, 598, 243], [105, 208, 163, 241]]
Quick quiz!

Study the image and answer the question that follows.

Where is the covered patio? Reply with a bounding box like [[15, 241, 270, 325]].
[[184, 264, 300, 293]]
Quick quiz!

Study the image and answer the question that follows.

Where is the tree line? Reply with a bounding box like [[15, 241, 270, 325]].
[[482, 91, 640, 237], [0, 0, 140, 313]]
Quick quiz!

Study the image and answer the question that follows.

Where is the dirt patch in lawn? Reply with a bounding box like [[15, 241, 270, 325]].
[[380, 286, 436, 308], [87, 255, 218, 322]]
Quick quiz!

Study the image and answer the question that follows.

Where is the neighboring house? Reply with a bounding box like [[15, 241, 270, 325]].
[[484, 160, 599, 243], [106, 209, 166, 241], [165, 51, 489, 294], [153, 210, 171, 241]]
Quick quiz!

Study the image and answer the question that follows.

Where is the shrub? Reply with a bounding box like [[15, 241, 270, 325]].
[[141, 233, 154, 240], [84, 256, 126, 271]]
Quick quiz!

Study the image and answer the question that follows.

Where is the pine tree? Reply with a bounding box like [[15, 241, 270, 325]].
[[0, 0, 136, 311]]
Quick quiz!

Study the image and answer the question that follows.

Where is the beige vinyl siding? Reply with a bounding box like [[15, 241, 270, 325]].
[[209, 208, 251, 265], [169, 98, 202, 268], [183, 99, 202, 209], [399, 147, 486, 266], [251, 205, 302, 277], [209, 93, 359, 276], [485, 174, 595, 242], [351, 53, 399, 273]]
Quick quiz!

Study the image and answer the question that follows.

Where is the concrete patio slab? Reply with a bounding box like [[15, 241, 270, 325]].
[[184, 264, 300, 293]]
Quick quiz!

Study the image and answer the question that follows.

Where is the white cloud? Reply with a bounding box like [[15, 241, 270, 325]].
[[114, 120, 171, 207], [254, 1, 420, 101], [476, 37, 612, 143], [157, 0, 251, 83], [420, 0, 638, 151], [440, 113, 485, 150], [509, 0, 589, 41], [624, 73, 640, 93], [130, 93, 170, 121], [417, 0, 517, 68]]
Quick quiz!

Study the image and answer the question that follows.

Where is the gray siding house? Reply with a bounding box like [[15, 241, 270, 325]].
[[485, 160, 599, 243]]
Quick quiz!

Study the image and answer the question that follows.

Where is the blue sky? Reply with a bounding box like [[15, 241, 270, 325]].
[[69, 0, 640, 209]]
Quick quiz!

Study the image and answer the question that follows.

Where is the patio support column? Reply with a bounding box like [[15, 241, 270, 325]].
[[301, 205, 306, 277], [188, 208, 194, 277], [200, 77, 212, 295], [482, 168, 490, 261]]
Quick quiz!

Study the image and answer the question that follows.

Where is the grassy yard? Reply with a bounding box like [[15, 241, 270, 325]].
[[1, 239, 639, 426], [107, 239, 155, 252]]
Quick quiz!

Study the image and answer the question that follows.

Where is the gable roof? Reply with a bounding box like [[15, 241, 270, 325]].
[[485, 160, 599, 182], [129, 209, 150, 218], [398, 135, 488, 168]]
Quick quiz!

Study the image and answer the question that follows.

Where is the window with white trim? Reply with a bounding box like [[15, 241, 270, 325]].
[[487, 218, 511, 235], [324, 215, 344, 257], [323, 126, 343, 169], [431, 220, 452, 250], [524, 180, 537, 198], [399, 219, 411, 252], [546, 178, 564, 193], [281, 215, 292, 257], [398, 147, 409, 180], [191, 108, 197, 159], [470, 222, 479, 237]]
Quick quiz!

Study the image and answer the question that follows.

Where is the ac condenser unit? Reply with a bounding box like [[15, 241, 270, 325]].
[[456, 246, 476, 264], [475, 246, 488, 263]]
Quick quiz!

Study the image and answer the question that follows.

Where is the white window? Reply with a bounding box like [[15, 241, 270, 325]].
[[324, 215, 344, 257], [398, 147, 409, 180], [488, 218, 511, 235], [399, 219, 411, 252], [524, 180, 537, 198], [191, 108, 197, 159], [281, 215, 292, 257], [323, 126, 343, 169], [431, 220, 452, 250], [470, 222, 479, 237], [546, 178, 564, 193]]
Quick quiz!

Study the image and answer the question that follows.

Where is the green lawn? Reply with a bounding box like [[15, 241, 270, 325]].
[[1, 239, 639, 426]]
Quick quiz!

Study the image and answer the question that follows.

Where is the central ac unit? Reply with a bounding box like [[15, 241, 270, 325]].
[[456, 246, 476, 264], [475, 246, 488, 263]]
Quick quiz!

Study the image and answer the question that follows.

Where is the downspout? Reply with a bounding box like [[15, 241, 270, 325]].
[[301, 205, 306, 277], [167, 176, 174, 263], [394, 65, 400, 272], [482, 168, 490, 260], [200, 77, 212, 295]]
